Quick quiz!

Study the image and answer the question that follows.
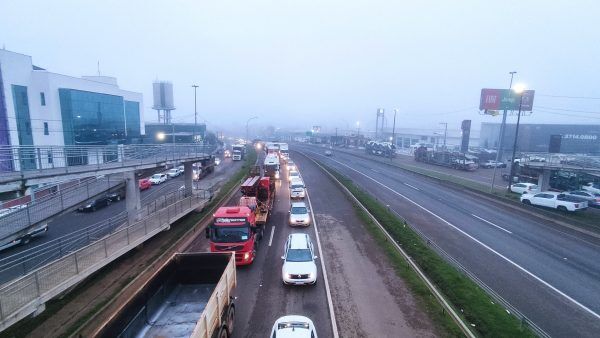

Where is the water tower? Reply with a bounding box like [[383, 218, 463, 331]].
[[152, 81, 175, 124]]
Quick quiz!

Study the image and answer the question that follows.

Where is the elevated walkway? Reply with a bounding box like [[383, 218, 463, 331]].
[[0, 144, 215, 186]]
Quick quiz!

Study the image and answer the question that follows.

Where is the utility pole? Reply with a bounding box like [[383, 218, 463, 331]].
[[490, 71, 516, 193], [508, 89, 525, 192], [439, 122, 448, 149], [192, 84, 199, 143]]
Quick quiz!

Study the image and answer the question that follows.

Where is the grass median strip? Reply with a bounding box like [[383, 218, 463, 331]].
[[321, 163, 536, 338]]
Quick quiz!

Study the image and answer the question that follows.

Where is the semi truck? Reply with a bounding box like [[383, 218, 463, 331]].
[[232, 144, 245, 161], [94, 252, 236, 338], [207, 206, 261, 265], [263, 153, 280, 180], [279, 143, 289, 161], [414, 146, 478, 171], [239, 175, 275, 226]]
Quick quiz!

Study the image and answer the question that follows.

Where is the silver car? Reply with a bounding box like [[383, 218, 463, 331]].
[[288, 202, 310, 226], [290, 180, 306, 199]]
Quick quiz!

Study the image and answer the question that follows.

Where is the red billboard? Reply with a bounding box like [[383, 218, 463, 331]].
[[479, 88, 535, 111]]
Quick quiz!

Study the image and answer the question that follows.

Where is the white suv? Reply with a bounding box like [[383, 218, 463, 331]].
[[289, 202, 310, 226], [150, 173, 167, 185], [281, 234, 317, 285], [270, 315, 318, 338]]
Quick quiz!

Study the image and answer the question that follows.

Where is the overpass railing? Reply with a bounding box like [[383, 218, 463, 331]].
[[0, 144, 215, 183], [0, 190, 209, 331]]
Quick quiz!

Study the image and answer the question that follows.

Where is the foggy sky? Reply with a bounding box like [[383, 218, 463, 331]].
[[2, 0, 600, 136]]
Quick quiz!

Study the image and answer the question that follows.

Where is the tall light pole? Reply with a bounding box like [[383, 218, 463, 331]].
[[507, 84, 526, 192], [392, 109, 397, 146], [192, 85, 199, 142], [246, 116, 258, 144], [490, 71, 517, 192], [439, 122, 448, 150]]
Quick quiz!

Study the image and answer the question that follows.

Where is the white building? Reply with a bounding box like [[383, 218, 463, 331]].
[[0, 49, 144, 157]]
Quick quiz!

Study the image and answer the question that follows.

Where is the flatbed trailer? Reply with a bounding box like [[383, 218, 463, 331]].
[[240, 176, 274, 226], [95, 252, 236, 338]]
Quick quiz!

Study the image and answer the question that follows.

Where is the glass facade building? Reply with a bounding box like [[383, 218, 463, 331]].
[[59, 89, 141, 145]]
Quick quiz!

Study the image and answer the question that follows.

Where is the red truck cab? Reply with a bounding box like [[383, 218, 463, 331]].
[[208, 206, 258, 265]]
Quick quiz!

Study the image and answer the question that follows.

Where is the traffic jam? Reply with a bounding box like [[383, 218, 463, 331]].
[[206, 141, 320, 337]]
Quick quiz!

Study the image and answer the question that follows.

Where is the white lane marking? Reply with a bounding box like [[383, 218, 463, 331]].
[[268, 226, 275, 247], [305, 188, 340, 338], [404, 183, 420, 191], [471, 214, 513, 234], [370, 168, 380, 173], [311, 151, 600, 321]]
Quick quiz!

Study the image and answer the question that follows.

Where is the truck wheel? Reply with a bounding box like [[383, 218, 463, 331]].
[[226, 306, 235, 336], [216, 326, 228, 338], [522, 200, 531, 205], [558, 206, 568, 212]]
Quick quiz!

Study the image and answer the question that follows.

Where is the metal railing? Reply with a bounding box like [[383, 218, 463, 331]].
[[0, 189, 208, 329], [0, 144, 215, 183], [0, 175, 124, 241], [516, 153, 600, 171]]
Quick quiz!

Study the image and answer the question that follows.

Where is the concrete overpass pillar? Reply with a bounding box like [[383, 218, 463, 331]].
[[125, 171, 141, 224], [184, 162, 194, 196], [537, 168, 551, 191]]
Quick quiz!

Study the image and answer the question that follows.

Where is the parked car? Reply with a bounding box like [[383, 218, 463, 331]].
[[78, 196, 111, 212], [270, 315, 318, 338], [582, 182, 600, 195], [281, 233, 317, 285], [510, 183, 539, 194], [564, 190, 600, 207], [290, 180, 306, 199], [520, 191, 588, 212], [324, 149, 333, 156], [106, 188, 125, 202], [289, 201, 311, 226], [139, 178, 152, 190], [481, 160, 506, 168], [150, 173, 168, 185], [286, 160, 296, 171]]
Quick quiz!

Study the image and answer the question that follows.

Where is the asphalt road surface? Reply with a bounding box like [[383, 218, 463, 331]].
[[187, 154, 334, 338], [187, 151, 441, 337], [0, 158, 242, 282], [294, 145, 600, 338]]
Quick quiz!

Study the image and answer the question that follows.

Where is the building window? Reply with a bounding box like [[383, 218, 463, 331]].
[[47, 150, 53, 164], [44, 122, 49, 135], [40, 92, 46, 106]]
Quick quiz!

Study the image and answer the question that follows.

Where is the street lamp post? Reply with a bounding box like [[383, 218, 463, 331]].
[[192, 84, 199, 142], [490, 71, 517, 193], [246, 116, 258, 144], [439, 122, 448, 150], [507, 85, 526, 192]]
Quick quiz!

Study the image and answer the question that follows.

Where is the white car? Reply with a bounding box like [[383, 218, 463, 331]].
[[290, 180, 306, 199], [288, 170, 300, 181], [214, 157, 221, 166], [167, 168, 180, 178], [289, 202, 310, 226], [521, 191, 588, 212], [281, 234, 317, 285], [149, 173, 167, 185], [270, 315, 318, 338], [510, 183, 539, 194], [286, 160, 296, 171], [582, 182, 600, 195]]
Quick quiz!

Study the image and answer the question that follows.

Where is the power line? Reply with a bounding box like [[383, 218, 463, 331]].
[[538, 94, 600, 100], [534, 109, 600, 120], [536, 106, 600, 115]]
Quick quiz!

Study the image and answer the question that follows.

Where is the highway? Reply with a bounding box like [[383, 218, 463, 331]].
[[186, 151, 439, 337], [294, 144, 600, 338], [0, 158, 242, 284]]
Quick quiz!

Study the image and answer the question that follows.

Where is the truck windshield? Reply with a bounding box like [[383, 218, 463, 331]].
[[286, 249, 312, 262], [212, 226, 250, 243], [291, 184, 303, 189]]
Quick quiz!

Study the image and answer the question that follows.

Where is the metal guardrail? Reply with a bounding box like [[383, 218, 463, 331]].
[[385, 207, 551, 338], [0, 190, 208, 330], [0, 144, 216, 183], [0, 175, 124, 241]]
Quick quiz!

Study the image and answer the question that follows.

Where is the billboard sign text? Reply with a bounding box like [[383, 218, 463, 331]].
[[479, 88, 535, 111]]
